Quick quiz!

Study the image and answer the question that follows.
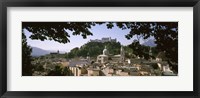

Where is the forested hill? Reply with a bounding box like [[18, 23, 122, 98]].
[[65, 41, 123, 58]]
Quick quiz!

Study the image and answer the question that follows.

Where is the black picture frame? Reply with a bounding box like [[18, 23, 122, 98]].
[[0, 0, 199, 98]]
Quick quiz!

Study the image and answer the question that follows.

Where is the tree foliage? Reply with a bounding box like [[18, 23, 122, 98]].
[[22, 32, 33, 76], [128, 40, 158, 59], [47, 65, 71, 76], [124, 22, 178, 63], [22, 22, 104, 43]]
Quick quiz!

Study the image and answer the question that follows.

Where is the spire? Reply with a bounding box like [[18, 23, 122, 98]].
[[121, 46, 123, 51], [149, 47, 152, 56], [120, 46, 125, 63], [120, 46, 124, 56]]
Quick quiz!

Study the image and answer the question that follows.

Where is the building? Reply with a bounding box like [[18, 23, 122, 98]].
[[90, 37, 117, 43], [96, 46, 125, 64], [68, 60, 89, 76], [87, 68, 100, 76], [111, 46, 125, 63], [50, 50, 59, 55]]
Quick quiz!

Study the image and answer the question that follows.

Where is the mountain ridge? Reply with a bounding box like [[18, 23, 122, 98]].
[[31, 47, 50, 56]]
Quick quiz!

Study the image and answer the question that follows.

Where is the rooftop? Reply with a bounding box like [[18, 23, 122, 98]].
[[69, 60, 89, 67]]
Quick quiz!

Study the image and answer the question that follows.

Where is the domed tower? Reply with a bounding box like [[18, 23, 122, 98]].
[[103, 46, 109, 55]]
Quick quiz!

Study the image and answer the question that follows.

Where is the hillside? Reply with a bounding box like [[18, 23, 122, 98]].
[[65, 41, 123, 58], [31, 47, 50, 56]]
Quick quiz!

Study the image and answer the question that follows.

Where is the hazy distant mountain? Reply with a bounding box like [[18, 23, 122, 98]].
[[48, 50, 67, 54], [31, 47, 50, 56], [142, 39, 156, 47]]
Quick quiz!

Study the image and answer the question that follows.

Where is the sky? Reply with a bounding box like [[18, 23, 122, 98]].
[[24, 23, 148, 53]]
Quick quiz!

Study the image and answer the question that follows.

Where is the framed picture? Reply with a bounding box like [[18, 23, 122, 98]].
[[0, 0, 199, 98]]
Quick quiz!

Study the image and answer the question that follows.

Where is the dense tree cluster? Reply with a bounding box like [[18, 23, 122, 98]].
[[128, 40, 158, 60], [22, 32, 33, 76], [47, 66, 71, 76], [65, 41, 122, 59]]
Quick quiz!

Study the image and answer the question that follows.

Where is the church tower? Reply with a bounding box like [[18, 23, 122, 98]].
[[86, 52, 90, 61], [149, 47, 152, 56], [120, 46, 125, 62], [149, 47, 153, 61]]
